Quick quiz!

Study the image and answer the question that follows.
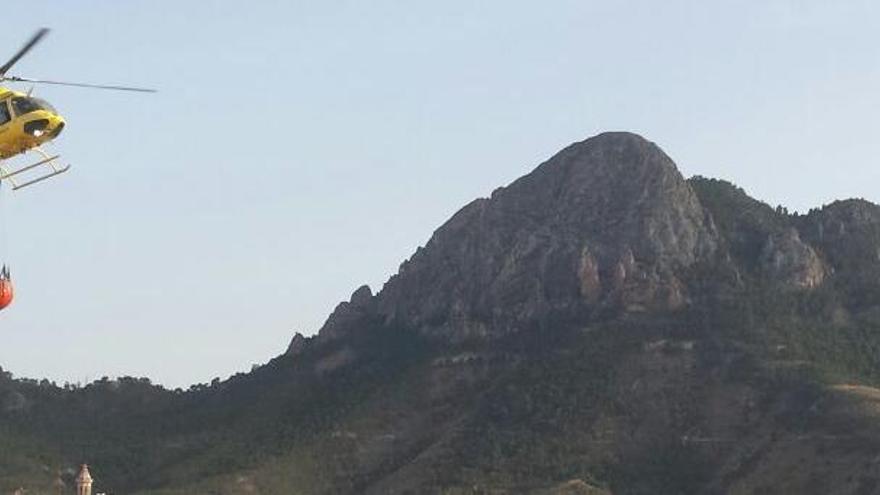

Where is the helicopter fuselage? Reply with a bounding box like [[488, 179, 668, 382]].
[[0, 87, 64, 159]]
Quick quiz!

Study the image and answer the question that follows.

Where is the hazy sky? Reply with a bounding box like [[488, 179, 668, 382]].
[[1, 1, 878, 388]]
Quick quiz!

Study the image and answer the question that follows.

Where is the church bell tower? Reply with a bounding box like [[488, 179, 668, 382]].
[[75, 464, 93, 495]]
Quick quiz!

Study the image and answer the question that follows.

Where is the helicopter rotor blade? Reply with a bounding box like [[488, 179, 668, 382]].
[[0, 28, 50, 77], [4, 76, 156, 93]]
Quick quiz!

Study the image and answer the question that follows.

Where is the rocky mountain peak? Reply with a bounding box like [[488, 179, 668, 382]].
[[343, 132, 721, 340], [315, 132, 880, 343]]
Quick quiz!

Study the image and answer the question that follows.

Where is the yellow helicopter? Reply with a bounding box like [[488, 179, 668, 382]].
[[0, 28, 155, 190]]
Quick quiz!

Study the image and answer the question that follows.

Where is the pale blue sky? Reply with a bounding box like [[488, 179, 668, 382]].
[[0, 1, 878, 387]]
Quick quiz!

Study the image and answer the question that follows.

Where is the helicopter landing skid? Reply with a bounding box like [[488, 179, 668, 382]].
[[0, 147, 70, 190]]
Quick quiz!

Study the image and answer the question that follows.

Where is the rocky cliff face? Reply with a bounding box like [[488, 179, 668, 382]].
[[321, 132, 721, 340], [758, 227, 826, 289]]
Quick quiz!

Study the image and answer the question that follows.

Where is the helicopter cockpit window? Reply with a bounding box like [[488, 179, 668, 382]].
[[32, 98, 56, 113], [12, 97, 42, 117], [0, 101, 10, 126]]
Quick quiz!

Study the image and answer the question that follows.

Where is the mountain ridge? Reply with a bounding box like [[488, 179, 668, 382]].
[[5, 132, 880, 494]]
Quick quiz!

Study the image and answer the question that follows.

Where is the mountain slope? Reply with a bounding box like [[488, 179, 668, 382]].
[[4, 132, 880, 494]]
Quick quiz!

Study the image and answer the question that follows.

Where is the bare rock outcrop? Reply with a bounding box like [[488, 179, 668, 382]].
[[285, 332, 308, 357], [317, 285, 376, 340], [759, 228, 826, 289], [372, 132, 719, 339]]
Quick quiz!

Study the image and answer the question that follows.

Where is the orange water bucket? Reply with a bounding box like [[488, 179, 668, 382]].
[[0, 277, 12, 310]]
